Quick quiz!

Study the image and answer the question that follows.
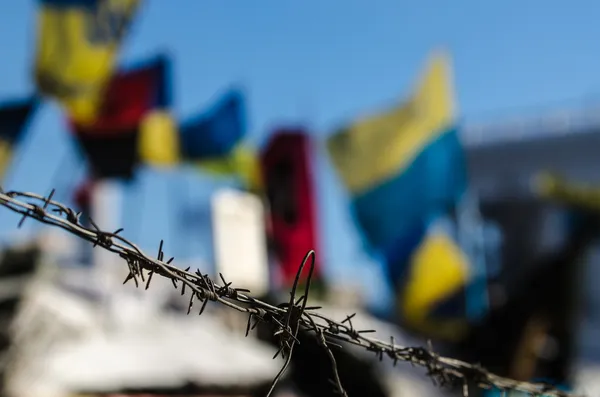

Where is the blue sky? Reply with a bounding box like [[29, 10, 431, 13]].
[[1, 0, 600, 313]]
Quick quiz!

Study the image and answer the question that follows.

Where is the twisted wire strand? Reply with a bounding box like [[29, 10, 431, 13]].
[[0, 188, 582, 397]]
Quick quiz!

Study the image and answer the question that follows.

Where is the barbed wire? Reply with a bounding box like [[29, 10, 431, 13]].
[[0, 187, 582, 397]]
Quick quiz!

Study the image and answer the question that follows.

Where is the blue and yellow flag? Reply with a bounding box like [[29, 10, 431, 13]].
[[138, 87, 259, 191], [139, 89, 247, 166], [179, 89, 246, 160], [327, 51, 457, 195], [34, 0, 141, 124], [326, 50, 467, 265], [140, 115, 262, 191], [0, 96, 40, 181]]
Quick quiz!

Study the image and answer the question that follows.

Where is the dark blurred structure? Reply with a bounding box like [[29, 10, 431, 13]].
[[454, 198, 583, 384], [478, 199, 570, 299], [446, 118, 600, 390]]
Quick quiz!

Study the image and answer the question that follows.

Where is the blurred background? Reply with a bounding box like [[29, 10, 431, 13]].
[[1, 1, 600, 396]]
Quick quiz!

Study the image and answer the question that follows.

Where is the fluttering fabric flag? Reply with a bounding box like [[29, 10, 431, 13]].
[[71, 54, 171, 180], [138, 88, 259, 193], [357, 125, 467, 279], [178, 89, 246, 160], [261, 129, 321, 287], [327, 51, 457, 195], [0, 96, 40, 181], [326, 50, 467, 274], [34, 0, 141, 124], [326, 51, 470, 336]]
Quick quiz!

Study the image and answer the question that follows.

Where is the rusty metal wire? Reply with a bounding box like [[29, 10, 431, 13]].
[[0, 187, 583, 397]]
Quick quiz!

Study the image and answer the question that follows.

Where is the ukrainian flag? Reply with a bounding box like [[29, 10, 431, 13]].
[[141, 88, 246, 167], [138, 88, 260, 192], [140, 114, 262, 192], [181, 88, 258, 191], [327, 50, 467, 268], [0, 96, 39, 181], [140, 88, 246, 167], [34, 0, 140, 124], [179, 89, 247, 160], [327, 51, 470, 338]]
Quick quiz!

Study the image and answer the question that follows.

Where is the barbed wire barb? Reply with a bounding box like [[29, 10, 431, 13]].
[[0, 188, 582, 397]]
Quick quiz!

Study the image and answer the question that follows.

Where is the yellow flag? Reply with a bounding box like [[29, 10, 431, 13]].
[[327, 50, 455, 194], [138, 110, 180, 167], [34, 0, 140, 123], [400, 225, 470, 340]]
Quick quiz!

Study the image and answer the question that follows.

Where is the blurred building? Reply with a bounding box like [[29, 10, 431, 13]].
[[463, 105, 600, 284], [462, 104, 600, 382], [464, 105, 600, 199]]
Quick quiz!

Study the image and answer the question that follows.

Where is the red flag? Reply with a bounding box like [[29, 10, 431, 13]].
[[261, 129, 321, 286]]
